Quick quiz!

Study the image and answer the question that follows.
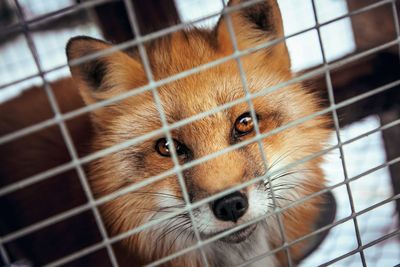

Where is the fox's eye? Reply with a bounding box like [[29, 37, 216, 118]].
[[234, 112, 256, 137], [155, 138, 187, 157]]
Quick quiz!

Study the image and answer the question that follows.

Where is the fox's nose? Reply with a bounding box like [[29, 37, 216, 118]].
[[211, 192, 248, 222]]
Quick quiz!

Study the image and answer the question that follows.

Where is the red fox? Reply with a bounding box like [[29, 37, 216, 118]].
[[0, 0, 331, 266]]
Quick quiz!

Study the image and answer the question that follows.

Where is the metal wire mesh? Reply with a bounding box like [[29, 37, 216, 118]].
[[0, 0, 399, 266]]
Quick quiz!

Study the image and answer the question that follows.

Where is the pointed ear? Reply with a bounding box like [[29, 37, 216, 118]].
[[216, 0, 290, 70], [66, 36, 146, 105]]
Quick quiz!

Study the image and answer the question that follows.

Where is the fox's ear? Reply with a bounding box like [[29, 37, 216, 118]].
[[216, 0, 290, 70], [66, 36, 146, 105]]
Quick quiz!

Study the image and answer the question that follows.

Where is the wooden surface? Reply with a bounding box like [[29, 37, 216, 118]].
[[93, 0, 180, 43], [346, 0, 399, 53]]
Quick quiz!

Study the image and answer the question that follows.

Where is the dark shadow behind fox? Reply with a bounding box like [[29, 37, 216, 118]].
[[0, 78, 114, 266]]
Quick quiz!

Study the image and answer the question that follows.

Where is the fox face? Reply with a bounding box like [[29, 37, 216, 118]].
[[66, 0, 330, 266]]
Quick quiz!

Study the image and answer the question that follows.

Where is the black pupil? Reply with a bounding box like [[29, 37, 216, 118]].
[[236, 115, 253, 134], [240, 117, 252, 127], [159, 139, 183, 156], [163, 140, 170, 153]]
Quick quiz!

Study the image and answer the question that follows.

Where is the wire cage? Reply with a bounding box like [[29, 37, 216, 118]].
[[0, 0, 399, 266]]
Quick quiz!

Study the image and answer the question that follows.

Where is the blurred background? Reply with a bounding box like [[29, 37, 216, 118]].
[[0, 0, 399, 266]]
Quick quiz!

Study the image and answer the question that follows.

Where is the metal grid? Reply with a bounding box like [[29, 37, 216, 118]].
[[300, 116, 400, 266], [0, 0, 399, 266], [309, 0, 364, 264]]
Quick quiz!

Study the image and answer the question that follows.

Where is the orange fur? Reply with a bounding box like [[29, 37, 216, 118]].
[[0, 1, 331, 266]]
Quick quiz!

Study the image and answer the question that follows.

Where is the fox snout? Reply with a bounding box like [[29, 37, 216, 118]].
[[211, 191, 249, 222], [186, 147, 265, 224]]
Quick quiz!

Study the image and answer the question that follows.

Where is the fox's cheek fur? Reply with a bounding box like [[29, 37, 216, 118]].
[[65, 0, 331, 266]]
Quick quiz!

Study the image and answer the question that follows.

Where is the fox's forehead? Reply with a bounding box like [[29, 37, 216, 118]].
[[155, 65, 287, 120], [158, 74, 245, 120], [119, 31, 290, 137], [145, 30, 221, 79], [121, 69, 286, 139], [123, 30, 288, 121], [119, 76, 240, 139]]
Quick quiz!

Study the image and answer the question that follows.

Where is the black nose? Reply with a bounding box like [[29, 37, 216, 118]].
[[211, 192, 248, 222]]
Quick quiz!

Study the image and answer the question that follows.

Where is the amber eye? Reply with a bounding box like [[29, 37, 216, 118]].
[[234, 112, 256, 137], [155, 138, 187, 157]]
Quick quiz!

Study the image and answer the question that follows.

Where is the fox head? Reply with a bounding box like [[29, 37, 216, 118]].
[[66, 0, 330, 266]]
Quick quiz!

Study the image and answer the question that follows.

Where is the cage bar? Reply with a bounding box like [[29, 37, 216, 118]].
[[7, 1, 120, 266], [310, 0, 366, 265]]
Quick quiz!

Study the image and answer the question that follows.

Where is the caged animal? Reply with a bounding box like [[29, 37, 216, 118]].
[[0, 0, 333, 266]]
